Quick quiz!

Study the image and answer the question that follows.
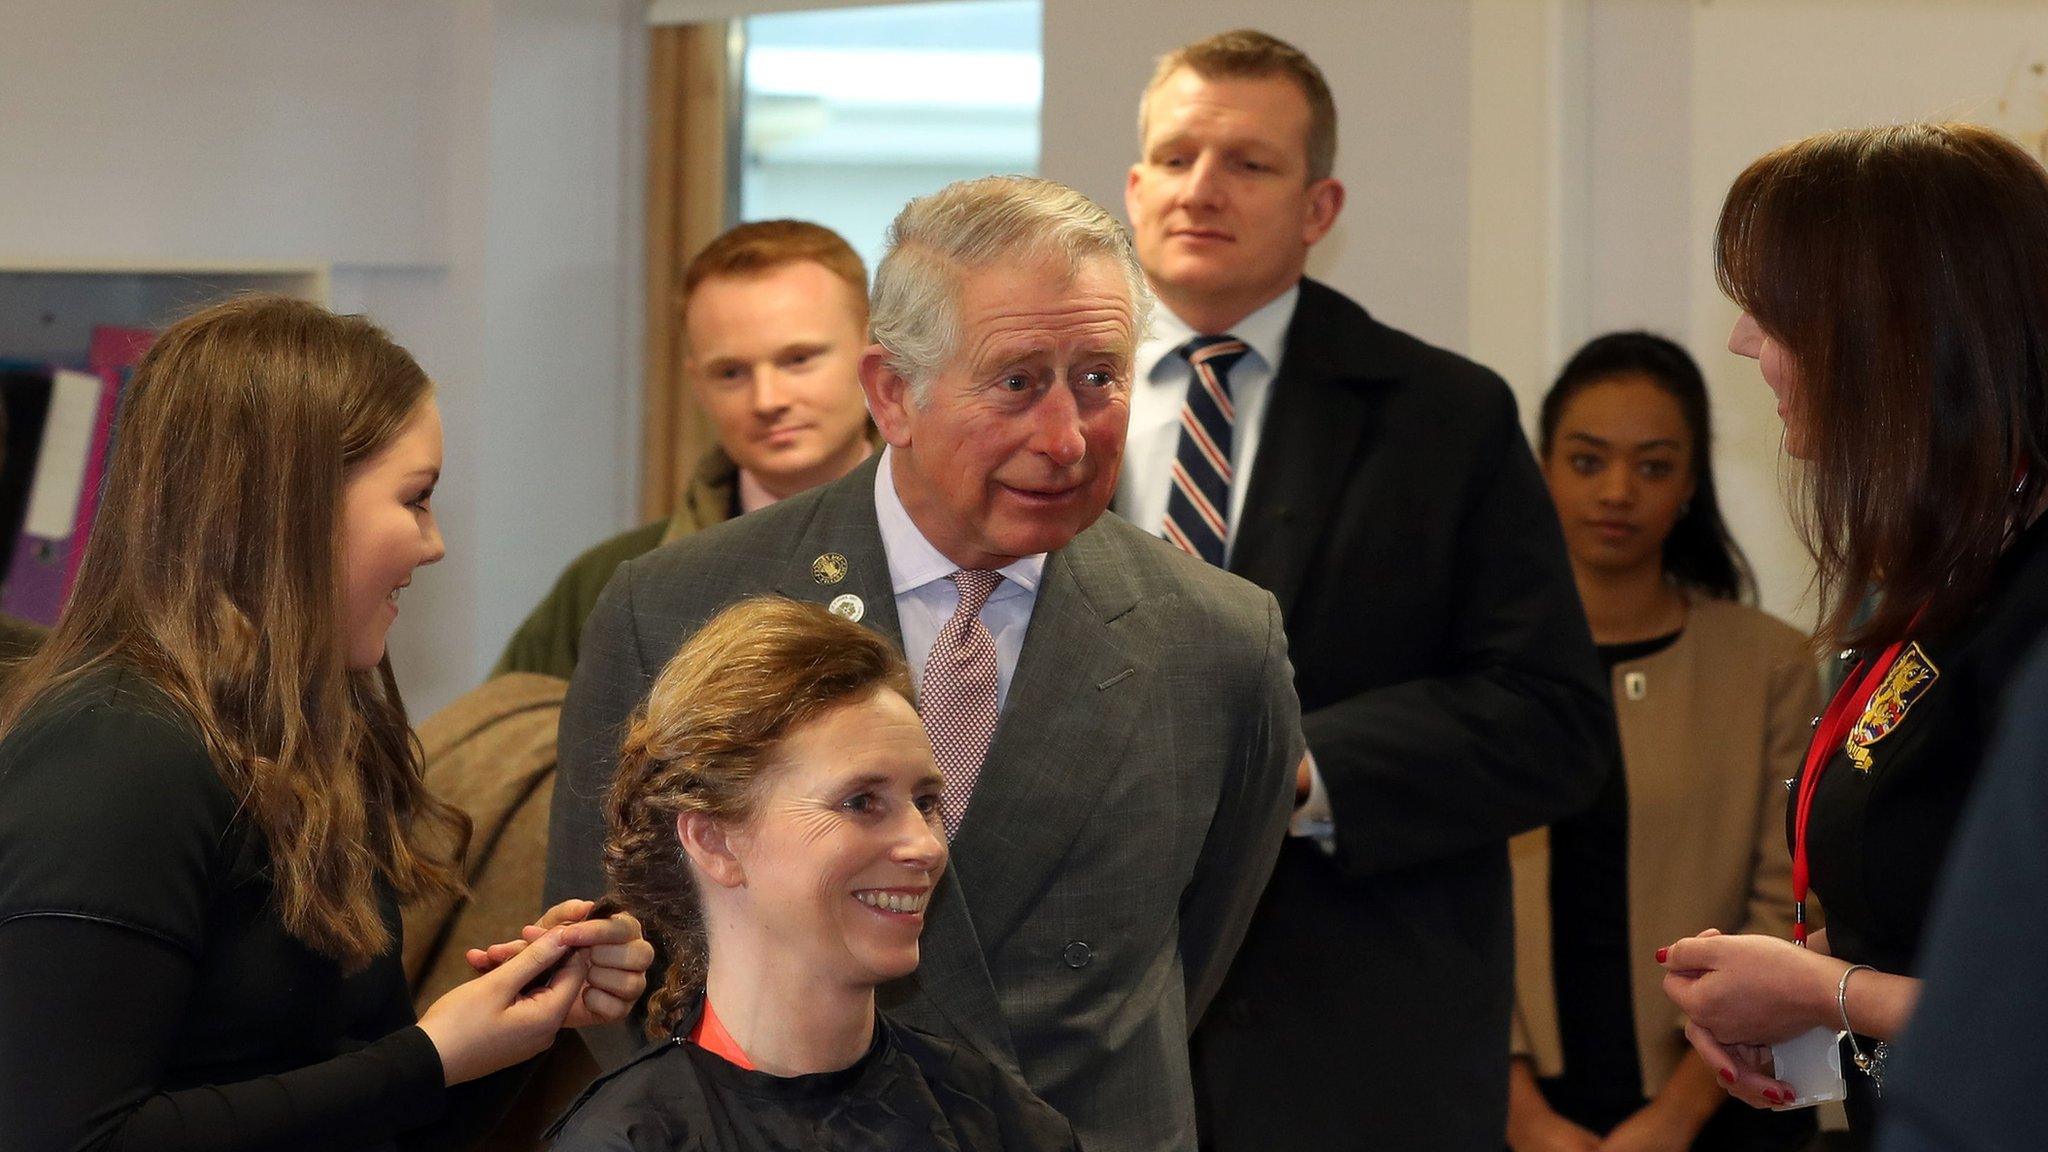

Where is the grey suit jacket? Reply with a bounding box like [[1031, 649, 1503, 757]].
[[545, 455, 1301, 1152]]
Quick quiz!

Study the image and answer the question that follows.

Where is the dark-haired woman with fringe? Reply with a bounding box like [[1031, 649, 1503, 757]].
[[1658, 123, 2048, 1148], [1506, 333, 1820, 1152]]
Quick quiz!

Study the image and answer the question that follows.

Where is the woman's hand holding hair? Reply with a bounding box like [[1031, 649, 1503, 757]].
[[466, 897, 655, 1029], [418, 927, 589, 1085]]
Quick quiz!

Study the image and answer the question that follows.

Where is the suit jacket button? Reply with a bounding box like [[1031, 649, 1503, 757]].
[[1062, 940, 1092, 968]]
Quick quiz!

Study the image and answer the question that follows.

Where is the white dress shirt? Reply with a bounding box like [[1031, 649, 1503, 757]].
[[1114, 285, 1333, 846], [1115, 284, 1299, 565], [874, 446, 1043, 713]]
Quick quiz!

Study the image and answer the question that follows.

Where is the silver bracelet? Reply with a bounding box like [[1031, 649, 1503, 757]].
[[1837, 963, 1890, 1096]]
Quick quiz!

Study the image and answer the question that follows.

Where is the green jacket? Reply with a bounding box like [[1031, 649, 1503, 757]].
[[0, 612, 45, 691], [491, 447, 738, 680]]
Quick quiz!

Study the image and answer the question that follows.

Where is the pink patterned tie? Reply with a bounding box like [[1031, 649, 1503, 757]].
[[920, 570, 1003, 839]]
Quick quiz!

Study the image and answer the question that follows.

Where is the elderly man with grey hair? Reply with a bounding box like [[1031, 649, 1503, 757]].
[[546, 175, 1302, 1152]]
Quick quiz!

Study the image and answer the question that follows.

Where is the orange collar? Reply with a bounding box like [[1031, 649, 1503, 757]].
[[688, 997, 757, 1071]]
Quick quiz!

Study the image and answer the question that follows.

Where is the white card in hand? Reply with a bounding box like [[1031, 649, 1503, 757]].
[[1768, 1026, 1847, 1110]]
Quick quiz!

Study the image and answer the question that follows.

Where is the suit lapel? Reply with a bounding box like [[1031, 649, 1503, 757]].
[[1231, 279, 1386, 619], [879, 865, 1023, 1077], [946, 523, 1145, 956], [768, 455, 903, 651]]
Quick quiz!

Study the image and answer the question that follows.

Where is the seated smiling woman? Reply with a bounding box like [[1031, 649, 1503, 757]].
[[546, 596, 1077, 1152]]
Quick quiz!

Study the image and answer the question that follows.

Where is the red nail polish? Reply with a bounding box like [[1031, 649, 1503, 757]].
[[1719, 1068, 1735, 1084], [1656, 947, 1669, 964]]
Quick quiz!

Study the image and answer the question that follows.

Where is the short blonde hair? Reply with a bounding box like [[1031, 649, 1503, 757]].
[[1140, 29, 1337, 183], [869, 175, 1151, 401], [603, 596, 914, 1037]]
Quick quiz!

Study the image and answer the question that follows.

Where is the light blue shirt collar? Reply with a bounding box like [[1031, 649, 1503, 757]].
[[872, 446, 1046, 596]]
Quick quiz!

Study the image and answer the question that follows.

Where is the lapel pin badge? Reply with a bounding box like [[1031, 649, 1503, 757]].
[[828, 593, 864, 622], [811, 552, 849, 585]]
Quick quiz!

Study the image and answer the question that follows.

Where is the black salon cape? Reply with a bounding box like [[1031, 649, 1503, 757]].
[[544, 1002, 1078, 1152]]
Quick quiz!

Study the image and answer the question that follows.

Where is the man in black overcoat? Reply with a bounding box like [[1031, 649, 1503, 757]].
[[1116, 29, 1614, 1151]]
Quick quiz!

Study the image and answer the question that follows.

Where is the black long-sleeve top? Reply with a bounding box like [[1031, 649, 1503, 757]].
[[0, 667, 521, 1151]]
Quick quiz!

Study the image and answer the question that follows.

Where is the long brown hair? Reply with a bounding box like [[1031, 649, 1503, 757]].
[[0, 295, 468, 970], [604, 596, 913, 1038], [1717, 123, 2048, 649]]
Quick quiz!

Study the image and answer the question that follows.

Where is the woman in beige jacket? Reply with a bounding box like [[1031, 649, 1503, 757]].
[[1507, 333, 1820, 1152]]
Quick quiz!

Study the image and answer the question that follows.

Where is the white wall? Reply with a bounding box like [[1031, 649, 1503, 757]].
[[0, 4, 448, 265], [0, 0, 646, 715], [464, 0, 646, 717]]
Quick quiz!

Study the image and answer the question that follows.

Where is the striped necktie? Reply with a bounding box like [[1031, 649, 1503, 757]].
[[1163, 335, 1249, 567]]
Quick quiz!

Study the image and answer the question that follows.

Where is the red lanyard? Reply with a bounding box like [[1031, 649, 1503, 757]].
[[1790, 636, 1912, 945], [689, 997, 758, 1070], [1797, 467, 2029, 940]]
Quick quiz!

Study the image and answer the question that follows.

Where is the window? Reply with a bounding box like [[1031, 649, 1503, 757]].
[[736, 0, 1043, 272]]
